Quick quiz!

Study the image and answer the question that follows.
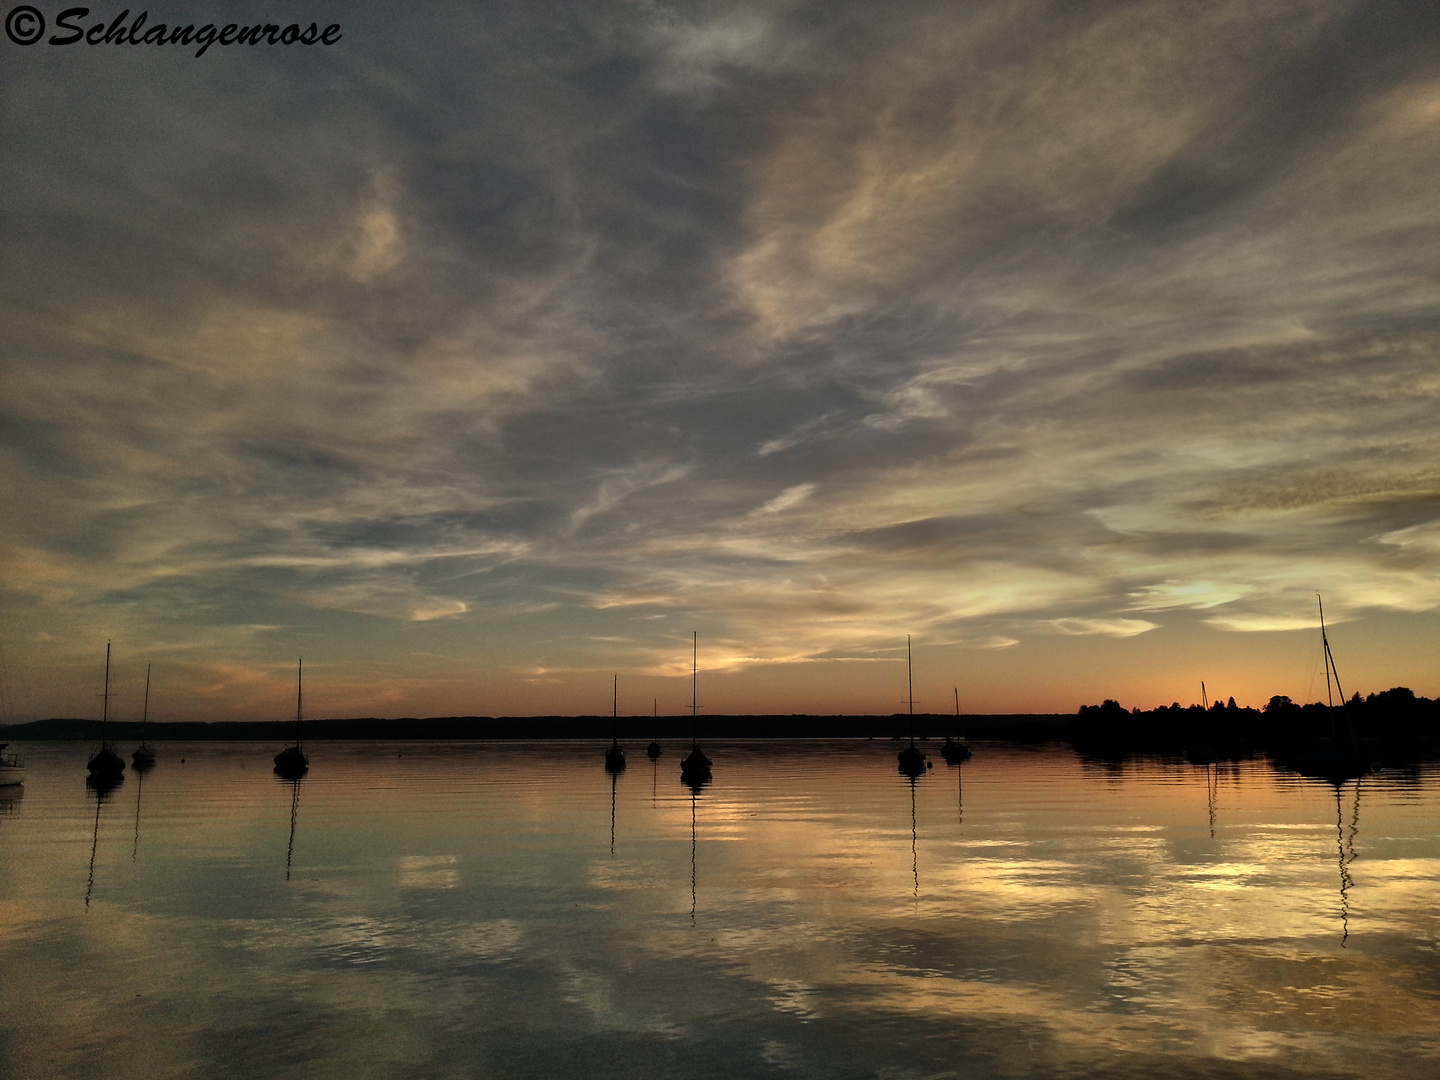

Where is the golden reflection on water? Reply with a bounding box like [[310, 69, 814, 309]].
[[1, 740, 1438, 1079]]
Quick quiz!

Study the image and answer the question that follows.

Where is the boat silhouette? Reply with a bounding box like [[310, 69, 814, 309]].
[[1271, 596, 1376, 782], [273, 658, 309, 778], [87, 642, 125, 781], [646, 698, 662, 759], [131, 663, 156, 768], [679, 632, 711, 785], [604, 675, 625, 773], [941, 686, 972, 763], [897, 637, 927, 777]]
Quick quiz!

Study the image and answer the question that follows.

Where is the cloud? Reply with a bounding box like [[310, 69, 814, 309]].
[[1044, 619, 1159, 639], [750, 483, 816, 516], [3, 2, 1439, 716]]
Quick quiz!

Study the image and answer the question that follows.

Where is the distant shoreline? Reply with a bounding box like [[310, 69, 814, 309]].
[[0, 713, 1065, 742], [8, 695, 1436, 782]]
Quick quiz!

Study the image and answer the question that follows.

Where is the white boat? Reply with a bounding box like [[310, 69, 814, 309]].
[[0, 743, 23, 786]]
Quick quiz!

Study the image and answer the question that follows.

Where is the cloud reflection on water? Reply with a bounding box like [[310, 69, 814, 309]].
[[1, 742, 1437, 1078]]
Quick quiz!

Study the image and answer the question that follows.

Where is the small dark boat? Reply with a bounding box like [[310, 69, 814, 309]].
[[646, 699, 662, 759], [1273, 596, 1374, 783], [88, 642, 126, 780], [273, 658, 309, 778], [681, 744, 712, 776], [941, 687, 972, 763], [131, 663, 156, 768], [680, 633, 711, 785], [896, 636, 928, 776], [605, 675, 626, 773], [897, 742, 927, 777]]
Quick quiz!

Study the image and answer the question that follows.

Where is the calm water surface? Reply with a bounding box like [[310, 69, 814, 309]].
[[1, 741, 1437, 1079]]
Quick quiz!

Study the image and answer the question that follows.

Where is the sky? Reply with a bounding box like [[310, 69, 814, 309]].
[[2, 1, 1438, 723]]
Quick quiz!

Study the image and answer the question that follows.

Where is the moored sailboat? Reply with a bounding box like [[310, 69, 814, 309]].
[[132, 663, 156, 768], [273, 659, 309, 778], [646, 698, 662, 759], [941, 686, 972, 763], [680, 632, 711, 785], [87, 642, 125, 782], [605, 675, 626, 773], [1271, 596, 1373, 782], [897, 636, 927, 777]]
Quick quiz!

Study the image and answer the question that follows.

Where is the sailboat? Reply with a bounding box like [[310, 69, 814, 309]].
[[680, 632, 711, 784], [1274, 596, 1371, 782], [941, 686, 972, 763], [273, 659, 309, 778], [131, 663, 156, 767], [646, 698, 662, 759], [87, 642, 126, 782], [605, 675, 626, 772], [897, 637, 927, 777]]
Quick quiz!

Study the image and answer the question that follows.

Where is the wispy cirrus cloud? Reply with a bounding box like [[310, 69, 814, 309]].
[[3, 1, 1438, 717]]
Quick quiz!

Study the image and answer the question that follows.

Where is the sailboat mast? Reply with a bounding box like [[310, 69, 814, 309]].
[[295, 658, 303, 747], [142, 663, 151, 724], [1318, 595, 1345, 707], [907, 636, 915, 745], [100, 640, 113, 749], [691, 631, 698, 747]]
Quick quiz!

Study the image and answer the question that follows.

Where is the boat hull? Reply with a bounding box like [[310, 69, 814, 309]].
[[273, 745, 309, 778], [87, 746, 126, 777], [0, 746, 23, 786]]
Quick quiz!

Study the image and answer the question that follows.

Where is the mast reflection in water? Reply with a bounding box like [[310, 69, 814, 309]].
[[281, 774, 304, 882], [3, 740, 1438, 1080]]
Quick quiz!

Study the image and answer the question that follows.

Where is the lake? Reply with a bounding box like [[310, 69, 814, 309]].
[[1, 740, 1437, 1079]]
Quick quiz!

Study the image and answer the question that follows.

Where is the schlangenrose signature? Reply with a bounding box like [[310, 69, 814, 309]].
[[6, 6, 341, 56]]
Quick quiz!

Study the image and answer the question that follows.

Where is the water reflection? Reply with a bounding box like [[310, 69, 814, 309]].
[[951, 751, 964, 827], [86, 768, 124, 797], [130, 762, 147, 862], [4, 741, 1439, 1080], [280, 774, 304, 881], [1335, 776, 1362, 947], [906, 772, 920, 900], [609, 766, 618, 856], [1205, 760, 1218, 838], [689, 782, 699, 922], [84, 778, 121, 908]]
